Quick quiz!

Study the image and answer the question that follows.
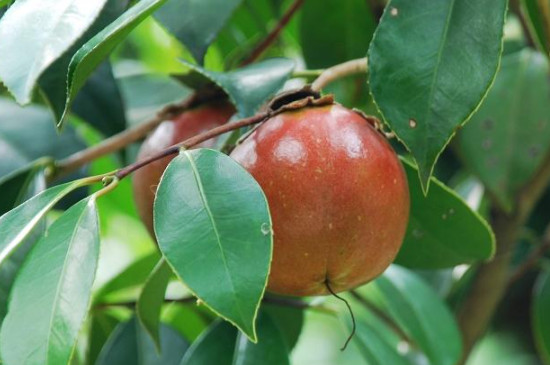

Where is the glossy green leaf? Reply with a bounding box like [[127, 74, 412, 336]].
[[0, 165, 47, 325], [180, 320, 238, 365], [359, 265, 462, 365], [533, 270, 550, 364], [71, 60, 127, 137], [468, 331, 541, 365], [233, 313, 290, 365], [300, 0, 376, 68], [39, 0, 129, 125], [368, 0, 507, 189], [155, 0, 243, 64], [0, 98, 85, 178], [137, 259, 173, 349], [353, 321, 410, 365], [94, 251, 160, 303], [96, 317, 188, 365], [456, 49, 550, 211], [155, 148, 272, 341], [0, 197, 100, 365], [180, 58, 294, 117], [394, 159, 495, 268], [0, 180, 87, 274], [60, 0, 167, 127], [0, 0, 108, 104]]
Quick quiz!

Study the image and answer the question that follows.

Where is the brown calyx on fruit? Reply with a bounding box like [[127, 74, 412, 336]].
[[230, 100, 409, 297], [132, 100, 235, 237]]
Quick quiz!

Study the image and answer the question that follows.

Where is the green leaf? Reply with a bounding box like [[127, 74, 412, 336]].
[[94, 251, 160, 303], [60, 0, 168, 127], [0, 197, 100, 365], [155, 149, 272, 342], [180, 320, 238, 365], [39, 0, 129, 125], [181, 313, 289, 365], [263, 303, 304, 351], [96, 317, 188, 365], [353, 321, 410, 365], [0, 165, 47, 325], [137, 259, 173, 349], [116, 72, 192, 126], [358, 265, 462, 365], [71, 60, 127, 137], [394, 159, 495, 268], [0, 0, 108, 104], [155, 0, 243, 64], [300, 0, 376, 68], [533, 270, 550, 364], [233, 312, 290, 365], [456, 49, 550, 211], [88, 311, 122, 365], [0, 180, 88, 274], [162, 303, 209, 342], [368, 0, 507, 189], [0, 98, 86, 178], [179, 58, 295, 117], [522, 0, 550, 56]]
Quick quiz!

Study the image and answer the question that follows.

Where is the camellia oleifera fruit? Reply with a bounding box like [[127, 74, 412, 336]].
[[133, 101, 235, 236], [230, 102, 409, 296]]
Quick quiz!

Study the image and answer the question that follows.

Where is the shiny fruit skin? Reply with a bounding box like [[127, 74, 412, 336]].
[[133, 101, 235, 236], [230, 103, 409, 296]]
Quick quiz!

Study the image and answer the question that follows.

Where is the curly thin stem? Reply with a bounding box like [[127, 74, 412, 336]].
[[311, 58, 368, 92]]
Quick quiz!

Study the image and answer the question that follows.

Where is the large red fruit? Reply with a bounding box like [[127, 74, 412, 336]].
[[133, 101, 235, 236], [230, 103, 409, 296]]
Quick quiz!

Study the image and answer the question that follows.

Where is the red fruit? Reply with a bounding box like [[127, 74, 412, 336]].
[[230, 103, 409, 296], [133, 101, 235, 236]]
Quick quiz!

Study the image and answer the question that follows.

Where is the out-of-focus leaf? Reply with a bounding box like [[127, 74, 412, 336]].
[[369, 0, 507, 189], [72, 61, 127, 137], [300, 0, 376, 68], [155, 149, 272, 342], [0, 0, 108, 104], [0, 98, 85, 178], [155, 0, 243, 64], [179, 58, 294, 117], [533, 270, 550, 364], [521, 0, 550, 56], [87, 311, 122, 365], [137, 259, 173, 349], [96, 317, 188, 365], [456, 50, 550, 211], [395, 159, 495, 268], [0, 197, 100, 365]]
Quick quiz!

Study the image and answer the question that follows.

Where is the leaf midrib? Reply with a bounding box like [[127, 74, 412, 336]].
[[184, 151, 246, 327]]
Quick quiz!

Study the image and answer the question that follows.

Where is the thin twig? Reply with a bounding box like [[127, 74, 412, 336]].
[[365, 0, 385, 22], [349, 290, 414, 345], [54, 90, 224, 180], [509, 223, 550, 285], [538, 0, 550, 51], [240, 0, 306, 65], [311, 58, 368, 92], [510, 0, 536, 48], [114, 112, 270, 180]]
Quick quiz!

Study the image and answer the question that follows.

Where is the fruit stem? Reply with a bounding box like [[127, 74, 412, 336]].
[[325, 280, 356, 351], [239, 0, 306, 66], [114, 112, 271, 180], [311, 58, 368, 92]]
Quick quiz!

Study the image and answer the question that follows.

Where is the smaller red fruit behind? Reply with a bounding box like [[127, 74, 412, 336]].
[[133, 100, 235, 237]]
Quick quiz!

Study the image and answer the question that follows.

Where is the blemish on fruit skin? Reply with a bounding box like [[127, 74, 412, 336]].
[[357, 215, 362, 221], [442, 213, 448, 220], [390, 7, 398, 16], [449, 208, 455, 215], [409, 119, 417, 128], [329, 223, 334, 230], [482, 139, 492, 150]]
